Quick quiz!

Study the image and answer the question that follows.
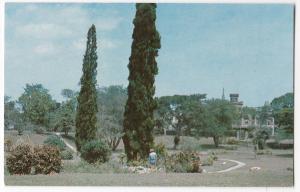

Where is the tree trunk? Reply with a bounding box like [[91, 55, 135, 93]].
[[213, 136, 219, 147]]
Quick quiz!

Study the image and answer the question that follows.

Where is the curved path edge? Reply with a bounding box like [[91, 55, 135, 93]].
[[207, 158, 246, 173]]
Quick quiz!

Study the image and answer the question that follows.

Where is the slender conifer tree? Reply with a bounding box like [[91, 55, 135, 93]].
[[75, 25, 98, 151], [123, 3, 161, 161]]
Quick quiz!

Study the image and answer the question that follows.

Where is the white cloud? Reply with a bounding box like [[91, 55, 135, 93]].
[[33, 43, 55, 55], [95, 17, 123, 31], [16, 23, 73, 39]]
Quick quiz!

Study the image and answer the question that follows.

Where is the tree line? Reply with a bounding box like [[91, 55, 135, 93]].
[[4, 3, 294, 162]]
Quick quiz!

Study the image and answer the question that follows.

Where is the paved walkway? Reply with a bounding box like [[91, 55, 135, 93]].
[[55, 132, 77, 153]]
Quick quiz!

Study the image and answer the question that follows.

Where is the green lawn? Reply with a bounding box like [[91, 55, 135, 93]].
[[4, 132, 294, 186], [4, 171, 293, 186]]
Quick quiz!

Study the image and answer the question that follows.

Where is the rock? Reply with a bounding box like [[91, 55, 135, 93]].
[[249, 167, 261, 171]]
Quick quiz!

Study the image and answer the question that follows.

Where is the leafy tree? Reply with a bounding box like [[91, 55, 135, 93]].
[[156, 94, 207, 137], [97, 85, 127, 151], [271, 92, 294, 137], [18, 84, 56, 127], [75, 25, 98, 151], [271, 92, 293, 111], [203, 99, 237, 147], [42, 89, 76, 133], [4, 96, 20, 129], [253, 127, 270, 150], [240, 106, 257, 119], [58, 103, 74, 136], [123, 3, 161, 161], [274, 108, 293, 135], [257, 102, 273, 127]]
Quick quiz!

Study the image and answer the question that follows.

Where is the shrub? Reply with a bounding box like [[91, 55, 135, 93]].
[[118, 153, 127, 165], [80, 140, 111, 164], [6, 143, 34, 175], [174, 135, 180, 149], [34, 126, 46, 134], [44, 135, 66, 151], [33, 145, 62, 174], [127, 160, 147, 167], [16, 124, 24, 135], [4, 138, 13, 152], [202, 156, 214, 166], [226, 137, 239, 145], [61, 150, 73, 160], [208, 151, 218, 160], [165, 151, 201, 173], [180, 138, 201, 152], [154, 142, 167, 158]]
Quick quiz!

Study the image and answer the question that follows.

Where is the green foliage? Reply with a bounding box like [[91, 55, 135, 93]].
[[153, 142, 167, 158], [173, 135, 180, 149], [80, 140, 111, 164], [6, 143, 34, 175], [97, 85, 127, 151], [123, 3, 161, 161], [59, 109, 74, 136], [118, 153, 127, 165], [60, 150, 74, 160], [127, 160, 148, 167], [209, 151, 218, 160], [203, 99, 238, 147], [48, 94, 76, 133], [4, 138, 13, 152], [274, 108, 293, 135], [202, 156, 214, 166], [257, 102, 273, 126], [226, 137, 239, 145], [75, 25, 98, 151], [271, 92, 293, 111], [253, 128, 270, 150], [33, 145, 62, 174], [155, 94, 207, 136], [43, 135, 66, 151], [275, 127, 293, 141], [18, 84, 56, 127], [16, 123, 24, 135], [165, 152, 201, 173], [4, 96, 21, 130]]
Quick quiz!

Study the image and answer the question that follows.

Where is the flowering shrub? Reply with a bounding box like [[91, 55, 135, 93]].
[[6, 143, 34, 175], [165, 151, 201, 173], [33, 145, 62, 174]]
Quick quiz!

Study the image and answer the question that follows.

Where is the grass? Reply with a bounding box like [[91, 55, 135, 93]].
[[4, 171, 293, 186], [62, 160, 127, 174], [4, 132, 294, 186]]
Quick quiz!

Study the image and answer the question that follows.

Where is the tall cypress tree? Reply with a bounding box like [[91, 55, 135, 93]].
[[123, 3, 161, 161], [75, 25, 98, 151]]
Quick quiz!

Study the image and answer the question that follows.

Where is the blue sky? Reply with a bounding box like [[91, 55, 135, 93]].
[[5, 3, 294, 107]]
